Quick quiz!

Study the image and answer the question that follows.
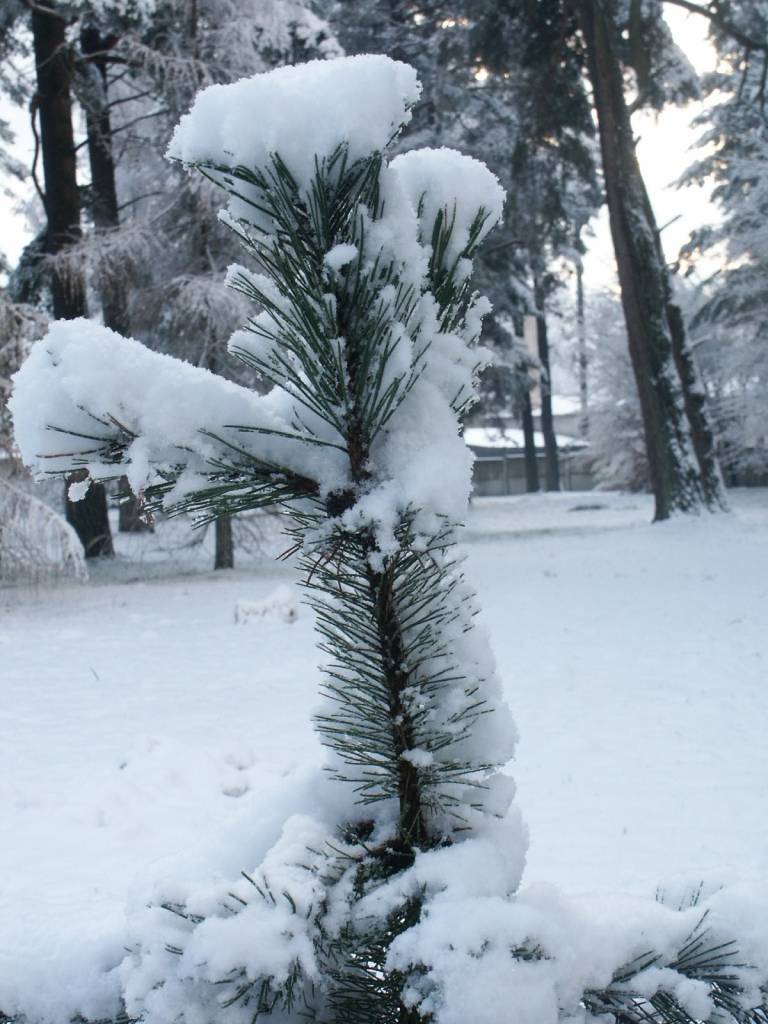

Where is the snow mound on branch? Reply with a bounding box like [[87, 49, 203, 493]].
[[391, 148, 506, 268], [168, 54, 421, 191], [10, 318, 349, 502], [121, 814, 331, 1024], [386, 883, 768, 1024]]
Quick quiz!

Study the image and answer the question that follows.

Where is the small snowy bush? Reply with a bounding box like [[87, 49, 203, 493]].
[[0, 477, 87, 586], [10, 55, 768, 1024]]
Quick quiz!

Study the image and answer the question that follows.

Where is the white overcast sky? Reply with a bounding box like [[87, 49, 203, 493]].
[[0, 9, 717, 285]]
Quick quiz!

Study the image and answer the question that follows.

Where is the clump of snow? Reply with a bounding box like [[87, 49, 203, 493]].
[[391, 148, 505, 267], [323, 243, 358, 274], [386, 883, 768, 1024], [168, 55, 421, 229], [121, 813, 334, 1024], [234, 584, 298, 624]]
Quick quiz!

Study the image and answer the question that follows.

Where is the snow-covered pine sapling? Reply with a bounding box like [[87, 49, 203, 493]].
[[10, 55, 768, 1024], [12, 54, 523, 1020]]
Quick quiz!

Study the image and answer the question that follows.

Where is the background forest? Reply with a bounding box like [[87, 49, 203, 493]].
[[1, 5, 768, 1024], [1, 0, 767, 574]]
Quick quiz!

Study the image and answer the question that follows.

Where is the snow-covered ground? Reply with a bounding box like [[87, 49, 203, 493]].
[[1, 489, 767, 1016]]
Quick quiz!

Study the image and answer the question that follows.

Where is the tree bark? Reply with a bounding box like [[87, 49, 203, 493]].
[[521, 387, 540, 492], [80, 26, 130, 335], [576, 0, 714, 519], [205, 349, 235, 569], [214, 515, 234, 570], [667, 298, 727, 510], [576, 257, 589, 439], [534, 279, 561, 491], [32, 1, 113, 556]]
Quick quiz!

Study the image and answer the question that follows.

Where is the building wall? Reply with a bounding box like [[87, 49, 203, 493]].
[[471, 449, 595, 496]]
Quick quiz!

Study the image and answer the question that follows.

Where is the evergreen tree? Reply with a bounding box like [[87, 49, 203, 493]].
[[680, 0, 768, 477], [574, 0, 729, 517]]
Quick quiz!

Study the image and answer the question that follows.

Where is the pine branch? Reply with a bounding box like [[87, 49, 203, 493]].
[[583, 912, 768, 1024]]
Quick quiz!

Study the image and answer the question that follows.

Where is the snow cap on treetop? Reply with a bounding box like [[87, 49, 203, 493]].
[[391, 147, 506, 266], [167, 54, 421, 188]]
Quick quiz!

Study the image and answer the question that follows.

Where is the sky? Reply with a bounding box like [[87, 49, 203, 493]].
[[0, 10, 719, 288], [0, 96, 36, 274]]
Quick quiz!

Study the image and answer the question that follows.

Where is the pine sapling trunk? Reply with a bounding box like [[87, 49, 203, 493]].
[[366, 553, 427, 849], [333, 362, 428, 852]]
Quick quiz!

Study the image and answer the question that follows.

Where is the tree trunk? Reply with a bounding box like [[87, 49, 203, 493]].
[[521, 386, 540, 492], [65, 472, 114, 558], [80, 27, 129, 334], [576, 0, 713, 520], [576, 257, 589, 439], [204, 348, 235, 569], [32, 2, 113, 556], [214, 514, 234, 569], [667, 298, 727, 510], [80, 26, 153, 533], [534, 279, 560, 491]]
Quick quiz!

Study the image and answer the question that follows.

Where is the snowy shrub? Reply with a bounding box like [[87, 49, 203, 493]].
[[9, 54, 768, 1024], [0, 477, 87, 586]]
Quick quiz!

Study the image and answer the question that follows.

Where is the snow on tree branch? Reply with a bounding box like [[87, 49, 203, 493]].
[[10, 317, 349, 509]]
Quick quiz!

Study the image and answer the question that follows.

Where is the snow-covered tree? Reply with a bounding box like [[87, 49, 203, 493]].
[[0, 476, 88, 586], [10, 53, 768, 1024], [680, 0, 768, 477], [11, 52, 523, 1020]]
